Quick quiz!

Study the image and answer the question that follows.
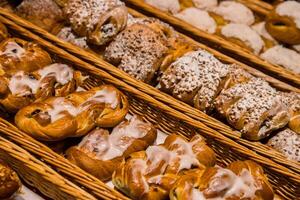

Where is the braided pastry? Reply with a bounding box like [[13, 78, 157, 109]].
[[170, 160, 274, 200], [0, 38, 52, 75], [215, 78, 290, 140], [0, 160, 21, 199], [112, 134, 216, 200], [16, 0, 64, 33], [66, 115, 157, 181], [0, 63, 84, 113], [15, 85, 129, 141], [64, 0, 128, 45]]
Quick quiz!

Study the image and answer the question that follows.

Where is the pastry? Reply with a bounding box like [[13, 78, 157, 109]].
[[112, 134, 216, 200], [64, 0, 128, 45], [215, 78, 290, 140], [266, 1, 300, 44], [220, 23, 264, 55], [15, 85, 129, 141], [0, 63, 84, 113], [56, 27, 89, 49], [170, 160, 274, 200], [144, 0, 181, 14], [260, 45, 300, 74], [66, 115, 157, 181], [0, 160, 21, 199], [191, 0, 218, 10], [159, 49, 230, 113], [0, 38, 52, 75], [16, 0, 64, 33], [252, 22, 277, 50], [104, 19, 169, 83], [267, 128, 300, 162]]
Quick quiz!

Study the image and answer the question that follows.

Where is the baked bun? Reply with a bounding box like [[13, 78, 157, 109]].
[[0, 63, 84, 113], [215, 78, 290, 140], [160, 49, 230, 113], [0, 38, 52, 75], [66, 115, 157, 181], [16, 0, 64, 33], [0, 160, 21, 199], [266, 1, 300, 45], [64, 0, 128, 45], [170, 160, 274, 200], [104, 19, 169, 83], [112, 134, 216, 200], [268, 128, 300, 162], [15, 85, 129, 141]]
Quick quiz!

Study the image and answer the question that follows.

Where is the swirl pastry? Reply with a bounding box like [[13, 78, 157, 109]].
[[64, 0, 128, 45], [266, 1, 300, 45], [160, 49, 230, 113], [15, 85, 129, 141], [0, 160, 21, 199], [66, 115, 157, 181], [268, 128, 300, 162], [112, 134, 216, 200], [215, 78, 290, 140], [104, 19, 169, 83], [16, 0, 64, 33], [170, 160, 274, 200], [0, 38, 52, 75], [0, 63, 84, 113]]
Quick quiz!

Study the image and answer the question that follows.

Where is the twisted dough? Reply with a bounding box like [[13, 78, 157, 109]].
[[15, 85, 129, 141], [66, 115, 157, 181], [112, 134, 216, 200], [0, 38, 52, 75], [170, 160, 274, 200]]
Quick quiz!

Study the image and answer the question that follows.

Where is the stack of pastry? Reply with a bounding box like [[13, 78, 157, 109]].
[[144, 0, 300, 74]]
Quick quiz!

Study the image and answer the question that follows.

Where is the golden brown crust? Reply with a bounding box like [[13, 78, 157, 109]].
[[0, 160, 21, 199], [0, 22, 8, 43], [0, 38, 52, 75], [66, 116, 157, 181]]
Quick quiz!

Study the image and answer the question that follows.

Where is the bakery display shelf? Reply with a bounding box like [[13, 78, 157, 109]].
[[0, 9, 299, 200], [0, 135, 96, 200], [4, 6, 300, 176], [124, 0, 300, 88]]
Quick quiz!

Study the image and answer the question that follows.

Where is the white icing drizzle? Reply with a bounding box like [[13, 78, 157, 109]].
[[251, 22, 276, 41], [47, 97, 79, 122], [56, 27, 89, 49], [174, 8, 217, 34], [85, 89, 118, 109], [210, 1, 255, 25], [0, 42, 25, 59], [260, 45, 300, 74], [78, 115, 151, 160], [8, 64, 74, 96], [191, 168, 258, 199], [221, 23, 264, 55], [145, 0, 180, 14], [276, 1, 300, 29], [192, 0, 218, 10]]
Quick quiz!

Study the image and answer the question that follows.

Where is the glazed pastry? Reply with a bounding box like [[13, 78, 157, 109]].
[[220, 23, 264, 55], [280, 92, 300, 134], [210, 1, 255, 26], [191, 0, 218, 10], [0, 160, 21, 199], [252, 22, 277, 49], [112, 134, 216, 200], [293, 44, 300, 53], [170, 160, 274, 200], [174, 8, 217, 34], [66, 115, 157, 181], [266, 1, 300, 45], [15, 85, 129, 141], [16, 0, 64, 33], [0, 38, 52, 75], [260, 45, 300, 74], [215, 78, 290, 140], [159, 49, 230, 113], [0, 22, 8, 43], [104, 19, 169, 83], [0, 63, 84, 113], [64, 0, 128, 45], [56, 27, 89, 49], [268, 128, 300, 162], [145, 0, 181, 14]]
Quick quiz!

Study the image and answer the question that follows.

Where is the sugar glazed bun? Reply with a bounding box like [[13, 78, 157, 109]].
[[0, 160, 21, 199]]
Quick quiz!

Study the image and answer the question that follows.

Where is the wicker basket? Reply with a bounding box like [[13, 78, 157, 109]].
[[237, 0, 273, 15], [124, 0, 300, 88], [0, 9, 299, 200], [0, 135, 97, 200]]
